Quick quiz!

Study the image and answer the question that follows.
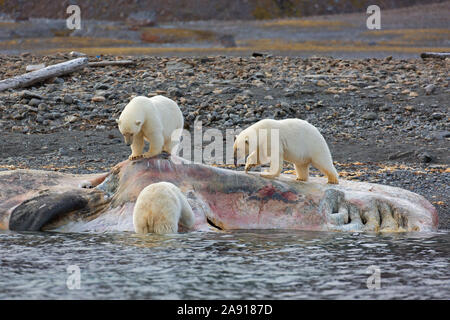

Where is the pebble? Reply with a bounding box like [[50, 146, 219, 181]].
[[168, 87, 183, 97], [362, 112, 377, 120], [425, 84, 436, 95], [21, 90, 43, 100], [69, 51, 87, 57], [25, 64, 45, 72], [28, 98, 41, 107], [431, 112, 444, 120], [63, 95, 74, 104], [92, 96, 106, 102]]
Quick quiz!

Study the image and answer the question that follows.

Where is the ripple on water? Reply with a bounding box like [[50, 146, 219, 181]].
[[0, 230, 449, 299]]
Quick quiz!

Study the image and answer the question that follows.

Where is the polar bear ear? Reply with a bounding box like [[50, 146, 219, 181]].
[[135, 120, 142, 126]]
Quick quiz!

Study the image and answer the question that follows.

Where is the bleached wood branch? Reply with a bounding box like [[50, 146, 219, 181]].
[[0, 58, 88, 92], [420, 52, 450, 59]]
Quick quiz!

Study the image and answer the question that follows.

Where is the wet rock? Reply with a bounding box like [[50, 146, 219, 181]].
[[63, 95, 73, 104], [425, 84, 436, 95], [433, 131, 450, 140], [28, 98, 41, 107], [417, 151, 433, 163], [362, 112, 377, 120], [167, 87, 183, 97], [252, 52, 269, 58], [253, 72, 265, 79], [166, 61, 191, 72], [37, 103, 48, 111], [94, 83, 110, 90], [21, 90, 43, 100], [431, 112, 444, 120], [242, 89, 253, 96]]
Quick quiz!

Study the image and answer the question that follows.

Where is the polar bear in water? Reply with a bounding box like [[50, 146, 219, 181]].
[[233, 119, 339, 184], [133, 182, 195, 234]]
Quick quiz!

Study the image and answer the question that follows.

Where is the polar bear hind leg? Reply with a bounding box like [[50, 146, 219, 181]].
[[163, 137, 176, 154], [311, 158, 339, 184]]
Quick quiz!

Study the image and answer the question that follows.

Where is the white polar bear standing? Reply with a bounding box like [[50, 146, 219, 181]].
[[233, 118, 339, 184], [133, 182, 195, 234], [116, 95, 183, 160]]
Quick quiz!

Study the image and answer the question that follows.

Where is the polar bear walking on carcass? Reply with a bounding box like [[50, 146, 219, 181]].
[[116, 95, 183, 160], [234, 119, 339, 184]]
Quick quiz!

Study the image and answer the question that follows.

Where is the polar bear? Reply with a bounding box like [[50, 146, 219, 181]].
[[116, 95, 183, 160], [133, 182, 195, 234], [233, 119, 339, 184]]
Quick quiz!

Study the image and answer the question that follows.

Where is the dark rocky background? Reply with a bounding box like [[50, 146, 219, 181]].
[[1, 0, 446, 22]]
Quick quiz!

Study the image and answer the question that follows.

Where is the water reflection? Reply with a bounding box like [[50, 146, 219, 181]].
[[0, 230, 448, 299]]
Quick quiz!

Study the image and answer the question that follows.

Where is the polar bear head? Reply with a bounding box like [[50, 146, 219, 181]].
[[116, 118, 143, 146], [233, 130, 253, 166], [116, 97, 148, 145]]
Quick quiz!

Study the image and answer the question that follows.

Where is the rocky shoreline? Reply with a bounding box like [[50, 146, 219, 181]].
[[0, 53, 448, 228]]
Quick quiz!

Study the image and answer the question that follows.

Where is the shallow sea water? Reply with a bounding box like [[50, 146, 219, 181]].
[[0, 229, 449, 299]]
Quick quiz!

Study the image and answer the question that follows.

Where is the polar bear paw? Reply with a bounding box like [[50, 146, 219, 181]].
[[129, 155, 144, 161]]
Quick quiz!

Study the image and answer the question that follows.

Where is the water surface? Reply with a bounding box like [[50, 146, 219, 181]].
[[0, 230, 449, 299]]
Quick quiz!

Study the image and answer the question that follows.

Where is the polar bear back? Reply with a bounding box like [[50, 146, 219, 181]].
[[133, 182, 195, 234], [244, 118, 332, 162], [146, 95, 183, 137], [120, 95, 183, 136]]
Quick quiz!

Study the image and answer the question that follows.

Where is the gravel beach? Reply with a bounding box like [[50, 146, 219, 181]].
[[0, 53, 448, 228]]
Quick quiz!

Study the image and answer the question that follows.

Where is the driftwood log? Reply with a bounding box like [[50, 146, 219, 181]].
[[420, 52, 450, 59], [0, 57, 88, 92]]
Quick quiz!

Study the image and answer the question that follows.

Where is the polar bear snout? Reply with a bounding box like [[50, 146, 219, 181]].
[[123, 133, 134, 146]]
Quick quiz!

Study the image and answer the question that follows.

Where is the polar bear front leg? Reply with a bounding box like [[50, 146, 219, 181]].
[[143, 132, 164, 158], [261, 153, 283, 179], [129, 132, 145, 160], [294, 163, 310, 182]]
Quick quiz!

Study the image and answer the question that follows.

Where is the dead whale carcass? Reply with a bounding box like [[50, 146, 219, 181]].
[[0, 154, 438, 233]]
